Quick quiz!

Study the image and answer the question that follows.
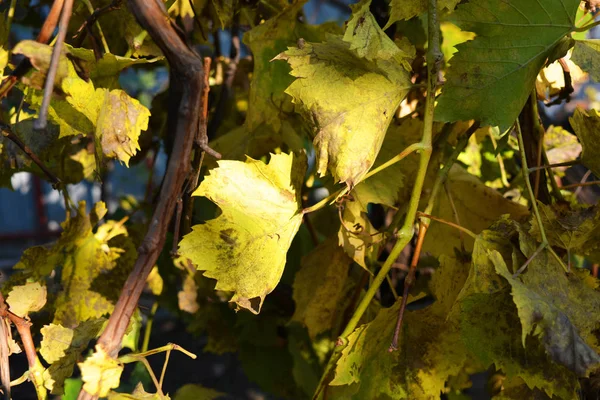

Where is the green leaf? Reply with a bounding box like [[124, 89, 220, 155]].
[[79, 345, 124, 398], [178, 152, 307, 314], [5, 281, 46, 318], [530, 201, 600, 257], [385, 0, 461, 29], [454, 223, 580, 398], [496, 225, 600, 376], [292, 237, 352, 338], [570, 107, 600, 177], [571, 39, 600, 82], [436, 0, 580, 130], [331, 257, 469, 399], [173, 384, 223, 400], [274, 0, 413, 186], [337, 195, 378, 270], [41, 319, 105, 394]]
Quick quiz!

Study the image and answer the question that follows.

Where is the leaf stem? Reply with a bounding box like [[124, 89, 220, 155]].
[[515, 119, 568, 275], [312, 0, 442, 397], [574, 19, 600, 32]]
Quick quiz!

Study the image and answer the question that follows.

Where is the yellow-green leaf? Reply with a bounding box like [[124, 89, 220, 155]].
[[41, 319, 105, 394], [274, 0, 413, 186], [571, 39, 600, 82], [178, 152, 307, 314], [6, 282, 46, 318], [570, 108, 600, 177], [173, 383, 223, 400], [292, 237, 352, 338], [79, 345, 123, 398], [385, 0, 461, 29]]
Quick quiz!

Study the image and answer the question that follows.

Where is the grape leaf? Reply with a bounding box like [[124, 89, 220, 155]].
[[178, 152, 307, 314], [571, 39, 600, 82], [53, 204, 131, 327], [173, 384, 224, 400], [331, 256, 469, 398], [436, 0, 580, 130], [41, 319, 105, 394], [109, 382, 169, 399], [5, 282, 46, 318], [570, 107, 600, 177], [422, 165, 529, 257], [337, 194, 378, 270], [499, 225, 600, 376], [292, 237, 352, 338], [530, 201, 600, 257], [454, 224, 580, 398], [385, 0, 461, 29], [0, 118, 92, 187], [274, 0, 413, 186], [79, 345, 123, 398], [17, 42, 151, 166], [244, 1, 337, 133]]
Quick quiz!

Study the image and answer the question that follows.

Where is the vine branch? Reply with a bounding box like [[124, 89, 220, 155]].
[[312, 0, 441, 397]]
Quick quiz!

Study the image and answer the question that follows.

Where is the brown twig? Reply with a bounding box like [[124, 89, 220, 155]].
[[574, 169, 593, 198], [0, 292, 44, 398], [181, 57, 212, 235], [34, 0, 74, 130], [77, 2, 220, 398], [562, 180, 600, 190], [0, 0, 65, 99], [388, 219, 427, 352], [72, 0, 122, 48], [0, 122, 62, 187]]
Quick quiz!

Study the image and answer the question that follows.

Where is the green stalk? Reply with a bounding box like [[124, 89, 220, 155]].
[[311, 1, 441, 397]]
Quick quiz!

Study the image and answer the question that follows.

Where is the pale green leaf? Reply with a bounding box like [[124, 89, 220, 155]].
[[79, 345, 123, 398], [178, 152, 307, 314], [436, 0, 580, 130], [571, 39, 600, 81], [570, 107, 600, 177], [274, 1, 413, 186], [6, 282, 46, 318], [292, 237, 352, 338], [13, 40, 70, 90]]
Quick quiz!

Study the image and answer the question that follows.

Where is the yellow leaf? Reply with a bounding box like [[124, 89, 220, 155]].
[[178, 152, 306, 314], [6, 282, 46, 318], [79, 345, 123, 398]]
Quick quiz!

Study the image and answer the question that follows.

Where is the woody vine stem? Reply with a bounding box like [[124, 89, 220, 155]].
[[312, 0, 441, 397]]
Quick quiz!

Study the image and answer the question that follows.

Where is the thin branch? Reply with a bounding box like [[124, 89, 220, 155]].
[[182, 57, 212, 235], [77, 6, 212, 398], [0, 0, 65, 99], [72, 0, 121, 49], [563, 180, 600, 190], [528, 159, 579, 172], [34, 0, 74, 130], [0, 122, 62, 187]]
